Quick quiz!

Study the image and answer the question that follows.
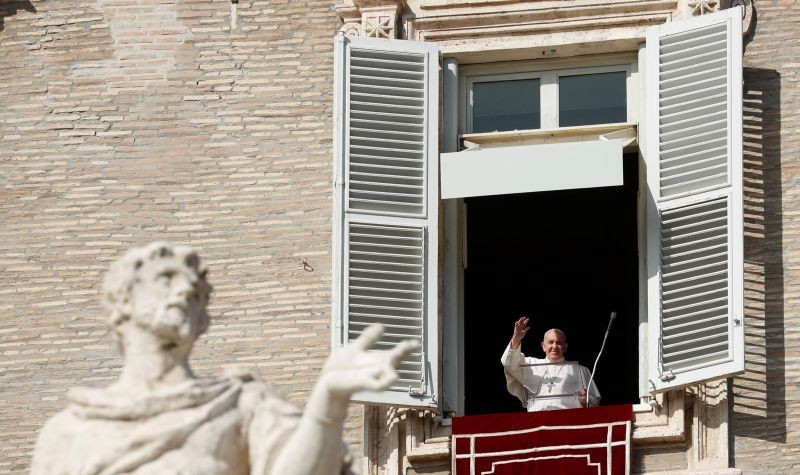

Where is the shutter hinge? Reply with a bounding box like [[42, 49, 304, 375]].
[[408, 386, 426, 398], [660, 370, 676, 382], [409, 351, 427, 398]]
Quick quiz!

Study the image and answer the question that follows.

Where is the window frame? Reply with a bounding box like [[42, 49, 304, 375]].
[[462, 58, 638, 134], [442, 7, 744, 414], [443, 54, 645, 417]]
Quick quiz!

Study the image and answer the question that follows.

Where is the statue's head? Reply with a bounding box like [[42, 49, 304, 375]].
[[103, 242, 212, 352]]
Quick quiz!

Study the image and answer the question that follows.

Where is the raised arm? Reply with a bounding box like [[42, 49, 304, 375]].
[[502, 316, 532, 408], [267, 324, 417, 475], [510, 316, 530, 350]]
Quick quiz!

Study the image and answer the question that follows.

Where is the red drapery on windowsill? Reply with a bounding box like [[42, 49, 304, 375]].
[[452, 405, 633, 475]]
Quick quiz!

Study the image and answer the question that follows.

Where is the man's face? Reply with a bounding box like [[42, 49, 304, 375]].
[[541, 331, 567, 362], [130, 258, 206, 345]]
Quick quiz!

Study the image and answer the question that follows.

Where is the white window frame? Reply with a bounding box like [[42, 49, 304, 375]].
[[443, 55, 646, 417], [462, 57, 638, 134], [441, 7, 744, 415]]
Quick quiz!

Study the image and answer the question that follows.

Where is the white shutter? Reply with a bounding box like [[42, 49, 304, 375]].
[[646, 7, 744, 392], [333, 36, 439, 407]]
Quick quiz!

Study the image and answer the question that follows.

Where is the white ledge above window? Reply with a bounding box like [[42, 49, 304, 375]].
[[461, 122, 638, 150]]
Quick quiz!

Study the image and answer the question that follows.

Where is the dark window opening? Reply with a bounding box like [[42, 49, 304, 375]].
[[463, 153, 640, 415]]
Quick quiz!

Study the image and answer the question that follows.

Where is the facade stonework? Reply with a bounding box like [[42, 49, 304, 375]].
[[0, 0, 351, 472], [2, 0, 799, 474]]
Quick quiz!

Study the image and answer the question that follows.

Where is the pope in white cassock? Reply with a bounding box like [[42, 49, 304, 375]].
[[501, 317, 600, 411]]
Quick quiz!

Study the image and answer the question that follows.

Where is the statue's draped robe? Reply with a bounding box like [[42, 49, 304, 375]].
[[31, 372, 354, 475]]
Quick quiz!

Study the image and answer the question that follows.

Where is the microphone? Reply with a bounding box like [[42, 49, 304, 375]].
[[586, 311, 616, 407]]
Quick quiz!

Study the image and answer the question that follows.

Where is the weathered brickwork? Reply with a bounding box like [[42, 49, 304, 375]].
[[4, 0, 800, 474], [733, 1, 800, 473], [0, 1, 353, 472]]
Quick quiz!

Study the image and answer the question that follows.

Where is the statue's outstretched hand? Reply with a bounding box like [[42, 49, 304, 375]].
[[320, 324, 419, 398]]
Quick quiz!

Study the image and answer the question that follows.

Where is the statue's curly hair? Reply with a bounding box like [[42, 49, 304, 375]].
[[103, 242, 212, 337]]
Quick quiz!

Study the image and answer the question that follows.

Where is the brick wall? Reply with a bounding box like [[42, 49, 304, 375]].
[[733, 0, 800, 473], [0, 1, 351, 472]]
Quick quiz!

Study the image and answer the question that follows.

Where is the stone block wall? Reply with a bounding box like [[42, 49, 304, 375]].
[[733, 0, 800, 473], [0, 1, 348, 472]]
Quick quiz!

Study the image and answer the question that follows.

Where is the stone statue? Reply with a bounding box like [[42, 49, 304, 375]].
[[30, 242, 417, 475]]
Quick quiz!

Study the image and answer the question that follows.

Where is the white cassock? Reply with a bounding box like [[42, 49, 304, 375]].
[[501, 344, 601, 412]]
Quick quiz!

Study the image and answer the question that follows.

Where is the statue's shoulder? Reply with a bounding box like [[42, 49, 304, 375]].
[[225, 369, 302, 421], [30, 409, 80, 474]]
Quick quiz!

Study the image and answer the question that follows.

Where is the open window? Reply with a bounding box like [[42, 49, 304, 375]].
[[332, 36, 440, 407], [330, 6, 744, 414]]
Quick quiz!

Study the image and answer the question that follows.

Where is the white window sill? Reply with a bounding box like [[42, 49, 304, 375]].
[[461, 122, 638, 150]]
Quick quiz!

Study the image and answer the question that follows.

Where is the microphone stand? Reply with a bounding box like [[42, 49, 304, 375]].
[[586, 311, 616, 407]]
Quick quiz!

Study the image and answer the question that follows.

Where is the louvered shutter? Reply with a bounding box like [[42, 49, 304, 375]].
[[645, 7, 744, 392], [332, 36, 439, 407]]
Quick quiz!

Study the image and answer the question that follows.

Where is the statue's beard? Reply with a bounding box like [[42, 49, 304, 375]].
[[133, 303, 205, 347]]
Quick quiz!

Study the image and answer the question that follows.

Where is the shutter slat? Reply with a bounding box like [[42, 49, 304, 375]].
[[350, 307, 422, 328], [659, 23, 726, 48], [661, 145, 727, 168], [659, 52, 727, 82], [351, 145, 423, 158], [660, 135, 726, 160], [350, 74, 424, 89], [660, 163, 727, 189], [662, 269, 727, 289], [351, 92, 424, 108], [350, 179, 424, 191], [351, 118, 424, 134], [660, 104, 726, 130], [351, 109, 424, 125], [660, 173, 727, 195], [349, 302, 422, 314], [659, 118, 727, 145], [662, 314, 727, 333], [351, 153, 423, 164], [662, 303, 728, 323], [351, 127, 424, 142], [660, 84, 726, 110], [351, 172, 424, 184]]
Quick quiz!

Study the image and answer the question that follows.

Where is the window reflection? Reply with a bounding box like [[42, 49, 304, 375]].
[[472, 79, 540, 133], [559, 71, 627, 127]]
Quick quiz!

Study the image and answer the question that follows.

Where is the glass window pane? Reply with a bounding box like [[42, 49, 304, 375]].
[[559, 71, 627, 127], [472, 79, 540, 133]]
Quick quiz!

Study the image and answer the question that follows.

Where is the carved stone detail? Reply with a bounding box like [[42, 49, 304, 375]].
[[363, 12, 396, 38], [340, 21, 362, 37], [689, 0, 720, 15], [335, 0, 406, 39]]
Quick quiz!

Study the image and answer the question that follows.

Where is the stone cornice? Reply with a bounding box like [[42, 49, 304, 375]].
[[411, 0, 679, 30], [401, 0, 679, 61]]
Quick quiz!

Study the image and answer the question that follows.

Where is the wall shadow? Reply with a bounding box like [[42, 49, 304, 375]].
[[731, 67, 785, 444], [0, 0, 36, 32]]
